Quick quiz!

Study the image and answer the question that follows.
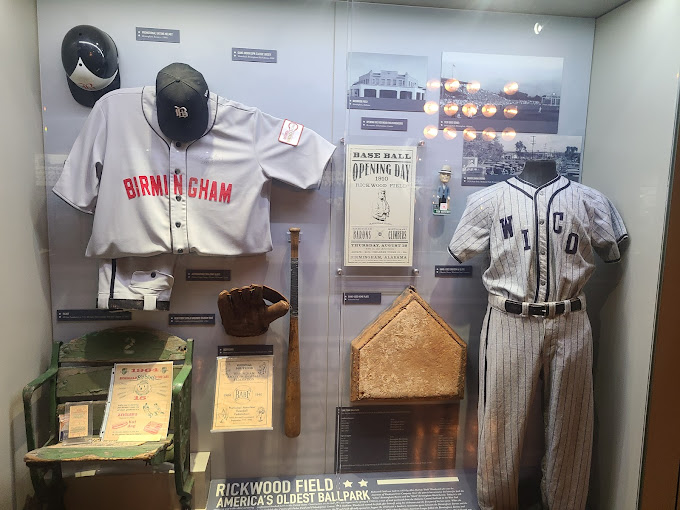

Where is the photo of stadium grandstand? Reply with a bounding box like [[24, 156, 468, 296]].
[[347, 52, 428, 112], [439, 52, 563, 134], [461, 133, 582, 187]]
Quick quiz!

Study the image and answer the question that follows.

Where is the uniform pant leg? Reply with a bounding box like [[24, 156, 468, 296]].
[[541, 310, 593, 510], [97, 254, 177, 311], [477, 307, 544, 510]]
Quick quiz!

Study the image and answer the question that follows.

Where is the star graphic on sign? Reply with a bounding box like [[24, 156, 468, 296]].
[[358, 479, 368, 487], [343, 480, 353, 488]]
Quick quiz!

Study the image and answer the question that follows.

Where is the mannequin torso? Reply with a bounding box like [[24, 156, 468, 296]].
[[517, 159, 558, 187]]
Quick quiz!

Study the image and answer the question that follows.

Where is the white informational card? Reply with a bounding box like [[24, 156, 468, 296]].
[[101, 361, 173, 442], [344, 144, 417, 266], [212, 355, 274, 432]]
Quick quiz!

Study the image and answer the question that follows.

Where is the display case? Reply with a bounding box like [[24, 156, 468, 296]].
[[6, 0, 679, 509]]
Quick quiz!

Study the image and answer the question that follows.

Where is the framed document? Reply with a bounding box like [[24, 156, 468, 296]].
[[344, 144, 417, 266], [66, 403, 90, 439], [212, 355, 274, 432], [60, 401, 94, 443], [101, 361, 173, 442]]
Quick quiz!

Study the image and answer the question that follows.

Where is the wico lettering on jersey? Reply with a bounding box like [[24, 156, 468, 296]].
[[499, 213, 579, 254], [448, 176, 627, 303], [122, 175, 232, 203]]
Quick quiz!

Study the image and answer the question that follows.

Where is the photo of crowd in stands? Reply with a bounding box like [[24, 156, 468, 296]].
[[461, 133, 582, 186], [439, 52, 563, 134], [347, 52, 428, 112]]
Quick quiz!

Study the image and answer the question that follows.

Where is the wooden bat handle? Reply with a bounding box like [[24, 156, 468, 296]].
[[285, 316, 300, 437], [285, 227, 301, 438], [289, 227, 300, 258]]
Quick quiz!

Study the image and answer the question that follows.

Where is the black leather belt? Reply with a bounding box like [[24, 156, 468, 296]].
[[105, 298, 171, 311], [504, 297, 582, 316]]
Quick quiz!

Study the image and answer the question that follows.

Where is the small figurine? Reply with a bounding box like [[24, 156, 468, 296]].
[[433, 165, 452, 215]]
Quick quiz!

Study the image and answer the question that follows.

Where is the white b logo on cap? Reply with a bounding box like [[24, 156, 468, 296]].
[[174, 106, 189, 118]]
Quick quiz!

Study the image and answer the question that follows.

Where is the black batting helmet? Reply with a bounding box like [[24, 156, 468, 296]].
[[61, 25, 120, 107]]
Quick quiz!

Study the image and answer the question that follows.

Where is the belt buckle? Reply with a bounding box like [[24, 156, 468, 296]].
[[529, 304, 547, 316]]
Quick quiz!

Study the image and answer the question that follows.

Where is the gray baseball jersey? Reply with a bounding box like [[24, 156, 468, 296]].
[[53, 87, 336, 258], [448, 175, 627, 510]]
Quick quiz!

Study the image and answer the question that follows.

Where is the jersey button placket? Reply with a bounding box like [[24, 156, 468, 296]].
[[536, 190, 549, 302], [169, 143, 188, 254]]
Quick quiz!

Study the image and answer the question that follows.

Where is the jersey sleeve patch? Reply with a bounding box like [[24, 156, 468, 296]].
[[258, 110, 335, 189], [278, 119, 304, 146]]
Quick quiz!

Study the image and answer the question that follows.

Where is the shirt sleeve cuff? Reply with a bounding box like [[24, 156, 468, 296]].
[[52, 187, 95, 215], [447, 246, 463, 263], [311, 139, 337, 190]]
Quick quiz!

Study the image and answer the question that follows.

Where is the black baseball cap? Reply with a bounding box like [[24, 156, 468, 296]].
[[156, 63, 209, 142], [61, 25, 120, 108]]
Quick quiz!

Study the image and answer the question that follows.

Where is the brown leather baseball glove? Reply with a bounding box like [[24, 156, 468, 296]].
[[218, 284, 290, 337]]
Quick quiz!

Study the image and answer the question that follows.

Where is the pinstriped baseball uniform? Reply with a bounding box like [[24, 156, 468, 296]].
[[448, 175, 627, 510]]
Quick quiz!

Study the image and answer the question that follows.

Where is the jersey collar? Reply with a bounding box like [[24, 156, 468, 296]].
[[508, 174, 565, 198], [141, 86, 219, 147]]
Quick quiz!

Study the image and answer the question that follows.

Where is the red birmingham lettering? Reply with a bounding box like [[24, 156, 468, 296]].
[[122, 175, 232, 203]]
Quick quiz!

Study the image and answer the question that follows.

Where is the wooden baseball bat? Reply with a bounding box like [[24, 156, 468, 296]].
[[284, 227, 301, 438]]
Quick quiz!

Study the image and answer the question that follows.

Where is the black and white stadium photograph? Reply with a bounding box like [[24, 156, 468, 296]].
[[347, 52, 428, 112], [461, 133, 582, 186], [438, 52, 564, 134]]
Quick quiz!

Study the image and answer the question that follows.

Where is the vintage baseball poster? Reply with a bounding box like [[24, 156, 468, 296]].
[[101, 361, 173, 442], [344, 144, 417, 266], [212, 356, 274, 432]]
